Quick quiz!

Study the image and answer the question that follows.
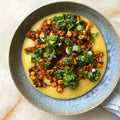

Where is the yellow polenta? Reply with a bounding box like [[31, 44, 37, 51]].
[[21, 12, 107, 99]]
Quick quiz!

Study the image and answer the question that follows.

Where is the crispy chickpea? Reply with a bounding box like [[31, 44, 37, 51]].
[[34, 69, 39, 72], [47, 69, 54, 75], [83, 30, 86, 35], [86, 26, 90, 31], [59, 60, 63, 66], [30, 76, 36, 80], [40, 32, 45, 38], [77, 40, 80, 44], [75, 16, 80, 21], [41, 70, 46, 75], [39, 59, 44, 63], [46, 19, 52, 25], [86, 36, 90, 41], [72, 38, 77, 42], [26, 31, 30, 36], [94, 51, 101, 55], [58, 80, 63, 85], [49, 31, 54, 37], [85, 71, 88, 75], [88, 63, 93, 70], [38, 82, 41, 87], [74, 59, 77, 65], [43, 83, 47, 88], [57, 86, 63, 93], [34, 40, 38, 46], [97, 57, 102, 62], [83, 65, 87, 70], [39, 71, 41, 74], [40, 44, 47, 49], [40, 74, 44, 79], [72, 31, 78, 37], [66, 31, 72, 37], [35, 33, 39, 39], [58, 30, 64, 36], [43, 21, 47, 26], [53, 77, 57, 82], [31, 71, 35, 76], [87, 21, 93, 27], [81, 45, 85, 49], [96, 63, 103, 68], [65, 66, 69, 70], [52, 82, 57, 87]]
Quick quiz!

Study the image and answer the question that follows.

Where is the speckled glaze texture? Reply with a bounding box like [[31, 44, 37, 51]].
[[9, 2, 120, 115]]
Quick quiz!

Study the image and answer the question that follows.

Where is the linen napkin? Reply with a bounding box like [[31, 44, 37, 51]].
[[102, 80, 120, 117]]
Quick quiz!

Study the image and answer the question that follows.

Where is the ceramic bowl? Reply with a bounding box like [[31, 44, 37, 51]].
[[9, 2, 120, 115]]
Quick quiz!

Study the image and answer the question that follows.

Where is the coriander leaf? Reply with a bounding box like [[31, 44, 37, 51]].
[[83, 51, 94, 63], [33, 48, 43, 57], [55, 70, 64, 79], [31, 54, 37, 63], [76, 20, 83, 25], [31, 48, 44, 63], [54, 14, 77, 30], [65, 39, 73, 47], [91, 32, 99, 43], [37, 39, 44, 43], [87, 70, 100, 82], [79, 69, 86, 77], [78, 50, 94, 66], [43, 52, 49, 58], [55, 69, 79, 90], [92, 32, 99, 37], [63, 70, 78, 90], [44, 35, 63, 58], [78, 55, 85, 66], [63, 58, 74, 65], [43, 62, 52, 69]]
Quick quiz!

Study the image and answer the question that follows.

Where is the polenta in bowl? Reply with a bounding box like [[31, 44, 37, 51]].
[[22, 12, 107, 99]]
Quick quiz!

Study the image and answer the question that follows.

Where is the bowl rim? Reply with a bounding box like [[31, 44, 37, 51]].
[[9, 1, 120, 115]]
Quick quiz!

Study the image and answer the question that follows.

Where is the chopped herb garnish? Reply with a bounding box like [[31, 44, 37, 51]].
[[44, 35, 63, 58], [79, 69, 86, 77], [31, 48, 43, 63], [54, 14, 84, 31], [65, 39, 73, 47], [63, 58, 74, 65], [43, 62, 52, 69], [37, 39, 44, 43], [87, 70, 100, 82], [43, 52, 49, 58], [91, 32, 99, 43], [55, 69, 79, 90], [63, 70, 79, 90], [78, 50, 94, 66]]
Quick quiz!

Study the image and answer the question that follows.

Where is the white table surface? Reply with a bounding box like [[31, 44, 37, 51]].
[[0, 0, 120, 119]]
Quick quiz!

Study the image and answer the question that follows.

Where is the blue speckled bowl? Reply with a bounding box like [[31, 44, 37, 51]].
[[9, 2, 120, 115]]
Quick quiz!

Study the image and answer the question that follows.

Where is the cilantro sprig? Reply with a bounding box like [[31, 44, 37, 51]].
[[91, 32, 99, 43]]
